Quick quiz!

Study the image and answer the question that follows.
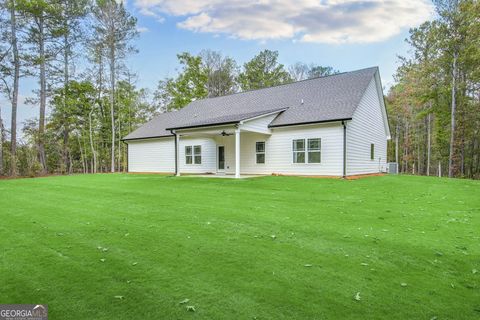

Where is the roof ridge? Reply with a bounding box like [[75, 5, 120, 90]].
[[190, 66, 379, 102], [123, 66, 381, 140]]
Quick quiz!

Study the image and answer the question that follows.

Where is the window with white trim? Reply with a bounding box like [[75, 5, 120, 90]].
[[185, 146, 192, 164], [308, 138, 321, 163], [194, 145, 202, 164], [256, 142, 265, 164], [293, 138, 321, 163], [293, 139, 305, 163], [185, 145, 202, 164]]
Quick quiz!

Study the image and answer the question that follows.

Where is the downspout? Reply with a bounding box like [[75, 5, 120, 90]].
[[170, 130, 178, 176], [342, 121, 347, 178]]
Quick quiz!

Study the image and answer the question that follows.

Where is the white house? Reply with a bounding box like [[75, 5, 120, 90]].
[[123, 67, 391, 178]]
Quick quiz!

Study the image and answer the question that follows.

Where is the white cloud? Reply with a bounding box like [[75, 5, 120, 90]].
[[134, 0, 433, 44], [137, 26, 150, 33]]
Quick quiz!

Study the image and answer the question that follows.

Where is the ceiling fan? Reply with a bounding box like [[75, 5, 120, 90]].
[[221, 130, 232, 136]]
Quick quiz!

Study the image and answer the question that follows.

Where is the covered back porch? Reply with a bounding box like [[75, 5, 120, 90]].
[[172, 121, 272, 178]]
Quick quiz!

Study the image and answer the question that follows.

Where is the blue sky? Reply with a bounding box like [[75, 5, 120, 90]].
[[1, 0, 434, 134]]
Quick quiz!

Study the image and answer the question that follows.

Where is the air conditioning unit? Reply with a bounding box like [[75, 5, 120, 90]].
[[387, 162, 398, 174]]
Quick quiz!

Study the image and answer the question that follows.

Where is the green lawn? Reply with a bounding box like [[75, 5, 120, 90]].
[[0, 174, 479, 319]]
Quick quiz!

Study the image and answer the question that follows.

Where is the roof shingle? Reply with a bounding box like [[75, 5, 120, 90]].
[[123, 67, 378, 140]]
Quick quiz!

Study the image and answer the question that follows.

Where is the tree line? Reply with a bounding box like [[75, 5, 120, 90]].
[[0, 0, 141, 176], [2, 0, 477, 180], [154, 50, 338, 112], [387, 0, 480, 179], [0, 0, 338, 177]]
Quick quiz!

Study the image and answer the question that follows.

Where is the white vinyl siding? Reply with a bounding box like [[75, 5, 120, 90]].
[[346, 77, 388, 175], [127, 137, 175, 173], [126, 75, 388, 177], [266, 124, 341, 175], [219, 124, 343, 176], [178, 137, 216, 173]]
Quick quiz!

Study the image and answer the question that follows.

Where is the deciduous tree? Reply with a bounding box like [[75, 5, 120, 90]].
[[92, 0, 138, 172], [237, 50, 291, 91]]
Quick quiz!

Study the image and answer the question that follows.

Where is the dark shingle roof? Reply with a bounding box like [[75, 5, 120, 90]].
[[123, 67, 378, 140]]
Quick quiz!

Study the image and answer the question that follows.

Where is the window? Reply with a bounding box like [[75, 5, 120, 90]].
[[293, 138, 321, 164], [370, 143, 374, 160], [308, 138, 321, 163], [256, 142, 265, 164], [185, 145, 201, 164], [194, 145, 202, 164], [293, 139, 305, 163], [185, 146, 192, 164]]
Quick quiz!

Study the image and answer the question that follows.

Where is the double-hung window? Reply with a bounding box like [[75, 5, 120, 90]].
[[293, 139, 306, 163], [256, 142, 265, 164], [185, 145, 202, 164], [185, 146, 193, 164], [307, 138, 321, 163], [293, 138, 321, 163], [194, 145, 202, 164]]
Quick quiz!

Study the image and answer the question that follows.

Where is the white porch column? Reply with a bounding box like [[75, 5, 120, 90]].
[[235, 128, 240, 178], [175, 133, 180, 176]]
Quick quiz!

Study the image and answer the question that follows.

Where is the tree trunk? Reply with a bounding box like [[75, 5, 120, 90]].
[[89, 109, 97, 173], [38, 14, 47, 173], [0, 107, 4, 175], [475, 135, 480, 178], [83, 135, 89, 173], [395, 122, 399, 165], [9, 0, 19, 176], [427, 113, 431, 176], [460, 96, 465, 177], [469, 138, 475, 179], [95, 46, 102, 174], [63, 14, 70, 174], [117, 119, 121, 171], [78, 135, 85, 174], [109, 44, 115, 173], [470, 128, 478, 178], [403, 121, 409, 173], [448, 50, 458, 178], [416, 123, 421, 174]]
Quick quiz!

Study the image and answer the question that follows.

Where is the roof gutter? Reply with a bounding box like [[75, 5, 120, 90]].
[[166, 120, 239, 131], [268, 118, 352, 128], [122, 134, 174, 142]]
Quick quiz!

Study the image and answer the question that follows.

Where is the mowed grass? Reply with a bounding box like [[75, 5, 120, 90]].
[[0, 174, 479, 319]]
